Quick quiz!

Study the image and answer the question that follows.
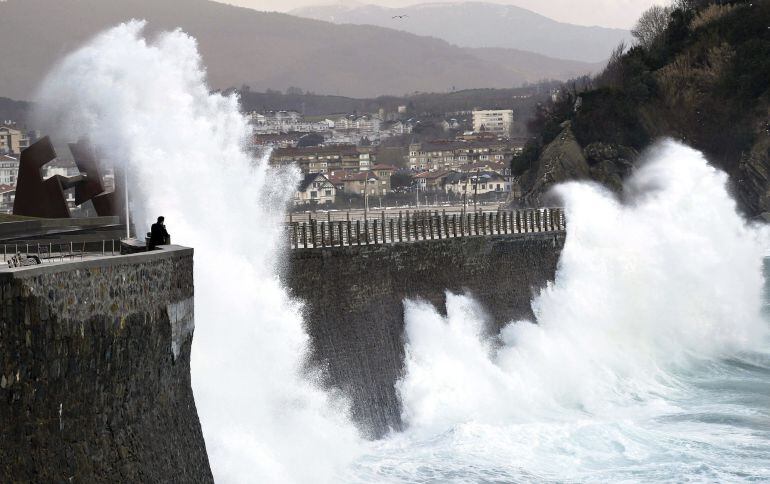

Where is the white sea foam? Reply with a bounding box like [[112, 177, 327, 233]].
[[399, 141, 768, 432], [33, 21, 361, 483], [379, 141, 770, 481]]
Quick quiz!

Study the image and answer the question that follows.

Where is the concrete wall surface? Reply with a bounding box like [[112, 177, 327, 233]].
[[284, 233, 565, 438], [0, 246, 213, 483]]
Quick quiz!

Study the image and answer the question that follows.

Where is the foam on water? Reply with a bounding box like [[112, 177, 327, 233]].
[[350, 141, 770, 482], [31, 22, 770, 483], [32, 22, 361, 483]]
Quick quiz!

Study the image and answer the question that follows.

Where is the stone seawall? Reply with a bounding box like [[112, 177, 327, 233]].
[[283, 233, 565, 438], [0, 247, 213, 482]]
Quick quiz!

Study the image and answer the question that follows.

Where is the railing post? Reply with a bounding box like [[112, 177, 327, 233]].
[[356, 220, 361, 245], [322, 222, 327, 247], [365, 219, 370, 245], [311, 220, 317, 248], [405, 211, 410, 241], [429, 213, 435, 240], [389, 218, 394, 244], [441, 210, 446, 238], [381, 212, 386, 243], [371, 220, 376, 244], [452, 214, 457, 237], [346, 220, 351, 246], [398, 212, 403, 242]]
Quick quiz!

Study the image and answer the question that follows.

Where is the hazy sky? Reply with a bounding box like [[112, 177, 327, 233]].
[[220, 0, 669, 29]]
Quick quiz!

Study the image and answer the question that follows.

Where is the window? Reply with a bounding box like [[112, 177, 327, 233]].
[[310, 191, 318, 199], [325, 190, 332, 196]]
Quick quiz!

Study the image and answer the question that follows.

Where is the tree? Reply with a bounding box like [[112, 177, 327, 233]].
[[631, 5, 673, 49], [285, 86, 304, 95]]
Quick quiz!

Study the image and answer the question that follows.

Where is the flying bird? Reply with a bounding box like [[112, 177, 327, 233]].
[[392, 15, 408, 19]]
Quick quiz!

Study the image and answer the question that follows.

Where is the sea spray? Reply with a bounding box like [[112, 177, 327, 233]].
[[32, 21, 361, 483], [360, 141, 770, 482]]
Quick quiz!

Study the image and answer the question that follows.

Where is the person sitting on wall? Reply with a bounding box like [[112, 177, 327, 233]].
[[149, 216, 170, 250]]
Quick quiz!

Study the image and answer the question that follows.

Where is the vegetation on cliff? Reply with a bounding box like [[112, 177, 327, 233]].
[[515, 0, 770, 215]]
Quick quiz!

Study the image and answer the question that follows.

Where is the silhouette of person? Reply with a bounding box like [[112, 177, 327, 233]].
[[149, 216, 170, 250]]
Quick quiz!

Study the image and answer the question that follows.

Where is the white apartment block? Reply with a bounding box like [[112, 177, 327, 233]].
[[0, 155, 19, 185], [472, 109, 513, 136]]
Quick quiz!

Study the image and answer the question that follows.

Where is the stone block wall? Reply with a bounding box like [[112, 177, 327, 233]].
[[283, 233, 565, 438], [0, 247, 213, 482]]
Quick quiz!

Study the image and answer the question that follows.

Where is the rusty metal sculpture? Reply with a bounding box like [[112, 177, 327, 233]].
[[68, 139, 118, 217], [13, 137, 120, 218]]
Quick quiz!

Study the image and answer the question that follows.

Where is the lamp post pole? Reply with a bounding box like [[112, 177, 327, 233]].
[[124, 167, 130, 239]]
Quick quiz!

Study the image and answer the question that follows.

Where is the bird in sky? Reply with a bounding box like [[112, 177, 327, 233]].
[[392, 14, 408, 19]]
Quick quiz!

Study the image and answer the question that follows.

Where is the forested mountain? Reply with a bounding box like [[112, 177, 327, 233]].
[[515, 0, 770, 217]]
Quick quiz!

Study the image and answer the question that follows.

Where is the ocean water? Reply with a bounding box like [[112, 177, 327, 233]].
[[344, 336, 770, 482], [32, 22, 770, 483]]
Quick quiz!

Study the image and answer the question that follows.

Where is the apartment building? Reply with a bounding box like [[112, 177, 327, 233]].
[[472, 109, 513, 136], [407, 140, 516, 172], [270, 145, 371, 174], [0, 126, 29, 155], [0, 154, 19, 185], [328, 171, 386, 197]]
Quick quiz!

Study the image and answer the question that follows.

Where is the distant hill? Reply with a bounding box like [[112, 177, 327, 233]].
[[291, 2, 631, 63], [0, 0, 603, 100]]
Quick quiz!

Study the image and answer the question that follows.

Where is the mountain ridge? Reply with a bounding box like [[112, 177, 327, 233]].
[[291, 1, 631, 63], [0, 0, 602, 100]]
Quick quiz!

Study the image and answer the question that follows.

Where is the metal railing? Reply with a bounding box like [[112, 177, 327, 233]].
[[286, 208, 565, 249], [3, 239, 123, 267]]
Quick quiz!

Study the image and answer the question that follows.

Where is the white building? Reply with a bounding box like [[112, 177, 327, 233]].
[[472, 109, 513, 136], [294, 172, 336, 206], [0, 154, 19, 185]]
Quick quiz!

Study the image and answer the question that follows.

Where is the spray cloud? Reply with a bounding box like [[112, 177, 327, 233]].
[[33, 21, 361, 483]]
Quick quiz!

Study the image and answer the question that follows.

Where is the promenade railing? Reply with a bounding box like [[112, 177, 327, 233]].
[[2, 239, 124, 266], [286, 208, 565, 250]]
